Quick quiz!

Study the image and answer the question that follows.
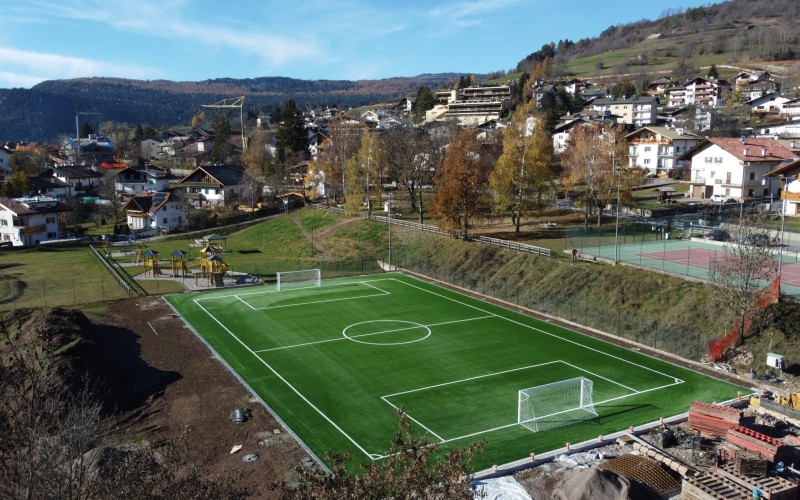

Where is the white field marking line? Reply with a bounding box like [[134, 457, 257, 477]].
[[390, 278, 683, 385], [380, 397, 446, 443], [560, 361, 640, 393], [438, 377, 687, 446], [191, 298, 378, 460], [194, 277, 398, 302], [382, 361, 561, 399], [247, 290, 389, 311], [147, 321, 158, 336], [254, 315, 495, 353], [234, 294, 257, 310]]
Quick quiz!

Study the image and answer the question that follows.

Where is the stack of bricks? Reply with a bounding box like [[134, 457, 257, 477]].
[[687, 401, 741, 437], [725, 425, 787, 463]]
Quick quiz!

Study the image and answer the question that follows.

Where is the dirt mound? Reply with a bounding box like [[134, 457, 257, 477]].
[[1, 307, 177, 414], [550, 466, 656, 500]]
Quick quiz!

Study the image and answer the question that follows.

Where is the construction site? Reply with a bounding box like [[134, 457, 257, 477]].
[[493, 384, 800, 499]]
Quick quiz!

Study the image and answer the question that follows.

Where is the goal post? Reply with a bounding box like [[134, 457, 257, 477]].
[[276, 269, 321, 291], [518, 377, 598, 432]]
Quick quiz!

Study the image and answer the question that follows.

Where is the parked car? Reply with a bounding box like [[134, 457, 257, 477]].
[[710, 194, 735, 203], [704, 229, 730, 242], [741, 233, 770, 246]]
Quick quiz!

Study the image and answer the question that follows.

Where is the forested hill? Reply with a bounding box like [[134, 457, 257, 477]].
[[0, 74, 462, 142]]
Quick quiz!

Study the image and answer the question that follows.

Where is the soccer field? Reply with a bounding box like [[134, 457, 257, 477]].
[[165, 273, 747, 470]]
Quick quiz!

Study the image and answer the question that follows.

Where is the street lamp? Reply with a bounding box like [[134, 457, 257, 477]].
[[614, 167, 623, 263], [777, 174, 797, 295]]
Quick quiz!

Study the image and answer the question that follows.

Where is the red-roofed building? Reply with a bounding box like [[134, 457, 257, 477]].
[[0, 196, 73, 246], [683, 137, 797, 200]]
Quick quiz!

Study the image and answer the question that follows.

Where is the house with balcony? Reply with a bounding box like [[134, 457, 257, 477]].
[[682, 137, 796, 200], [0, 196, 72, 246], [28, 176, 70, 199], [425, 85, 512, 126], [41, 165, 104, 197], [177, 164, 251, 207], [113, 165, 177, 199], [747, 93, 791, 115], [61, 135, 116, 165], [764, 158, 800, 217], [668, 77, 730, 108], [122, 190, 187, 234], [646, 77, 673, 96], [625, 126, 703, 177], [590, 96, 658, 127]]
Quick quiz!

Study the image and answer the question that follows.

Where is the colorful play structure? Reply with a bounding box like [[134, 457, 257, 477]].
[[195, 245, 230, 286], [170, 250, 191, 277]]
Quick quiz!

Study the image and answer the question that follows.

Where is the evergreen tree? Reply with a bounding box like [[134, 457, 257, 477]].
[[79, 121, 94, 138], [275, 98, 307, 165], [210, 114, 232, 164], [413, 86, 435, 120], [707, 64, 720, 79]]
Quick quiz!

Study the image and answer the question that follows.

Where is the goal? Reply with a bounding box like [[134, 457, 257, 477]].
[[518, 377, 597, 432], [276, 269, 322, 291]]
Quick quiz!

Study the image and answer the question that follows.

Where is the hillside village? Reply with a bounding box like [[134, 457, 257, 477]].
[[4, 1, 800, 499], [1, 66, 800, 246]]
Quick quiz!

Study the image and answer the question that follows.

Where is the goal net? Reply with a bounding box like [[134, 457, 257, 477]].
[[518, 377, 597, 432], [276, 269, 321, 291]]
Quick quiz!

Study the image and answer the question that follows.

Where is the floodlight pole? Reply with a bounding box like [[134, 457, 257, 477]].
[[615, 167, 622, 263], [777, 174, 797, 296]]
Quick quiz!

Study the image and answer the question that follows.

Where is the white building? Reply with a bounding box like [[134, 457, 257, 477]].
[[590, 96, 658, 127], [625, 126, 703, 176], [178, 164, 251, 207], [122, 191, 187, 233], [765, 159, 800, 217], [684, 137, 797, 200], [0, 196, 72, 246], [113, 165, 177, 199], [668, 77, 730, 108]]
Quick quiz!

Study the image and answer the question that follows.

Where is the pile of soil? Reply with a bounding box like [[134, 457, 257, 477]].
[[1, 299, 307, 498]]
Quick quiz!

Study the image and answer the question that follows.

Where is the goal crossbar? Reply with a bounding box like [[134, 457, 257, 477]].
[[518, 376, 597, 433], [276, 269, 322, 291]]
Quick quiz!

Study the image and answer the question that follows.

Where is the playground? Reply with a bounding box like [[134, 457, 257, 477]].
[[108, 234, 261, 291]]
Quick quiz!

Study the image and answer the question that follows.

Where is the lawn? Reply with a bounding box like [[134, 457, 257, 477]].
[[0, 244, 131, 310], [166, 273, 747, 472]]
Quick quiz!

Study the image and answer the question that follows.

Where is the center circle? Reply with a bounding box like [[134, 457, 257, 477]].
[[342, 320, 431, 346]]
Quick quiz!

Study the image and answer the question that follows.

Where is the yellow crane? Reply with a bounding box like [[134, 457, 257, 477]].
[[202, 96, 247, 151]]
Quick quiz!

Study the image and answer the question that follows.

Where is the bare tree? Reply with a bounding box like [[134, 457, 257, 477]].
[[318, 120, 363, 203], [274, 410, 483, 499], [709, 214, 778, 347]]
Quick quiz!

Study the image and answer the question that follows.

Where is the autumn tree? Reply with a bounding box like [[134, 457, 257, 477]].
[[318, 119, 362, 203], [429, 130, 492, 236], [560, 123, 628, 228], [7, 170, 30, 197], [342, 129, 382, 216], [275, 410, 483, 499], [490, 106, 555, 232], [709, 214, 778, 347], [241, 131, 271, 209]]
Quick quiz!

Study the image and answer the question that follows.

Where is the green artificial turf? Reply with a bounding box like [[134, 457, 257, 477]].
[[165, 273, 747, 471]]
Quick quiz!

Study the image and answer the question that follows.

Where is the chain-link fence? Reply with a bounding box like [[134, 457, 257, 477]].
[[392, 252, 707, 362], [0, 275, 132, 312]]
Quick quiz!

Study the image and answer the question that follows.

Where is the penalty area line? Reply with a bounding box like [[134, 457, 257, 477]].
[[191, 298, 378, 460]]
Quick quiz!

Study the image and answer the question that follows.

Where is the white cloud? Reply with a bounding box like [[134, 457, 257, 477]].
[[21, 0, 325, 69], [427, 0, 521, 28], [0, 48, 160, 87], [0, 70, 47, 89]]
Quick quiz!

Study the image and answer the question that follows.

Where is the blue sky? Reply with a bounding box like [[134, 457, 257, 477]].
[[1, 0, 714, 89]]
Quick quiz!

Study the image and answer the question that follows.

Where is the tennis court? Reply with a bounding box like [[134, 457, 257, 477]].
[[165, 273, 746, 471], [576, 238, 800, 297]]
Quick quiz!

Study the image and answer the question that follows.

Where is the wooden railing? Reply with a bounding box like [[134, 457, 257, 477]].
[[309, 204, 551, 257]]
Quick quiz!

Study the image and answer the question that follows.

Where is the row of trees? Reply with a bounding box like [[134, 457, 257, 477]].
[[295, 98, 637, 238]]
